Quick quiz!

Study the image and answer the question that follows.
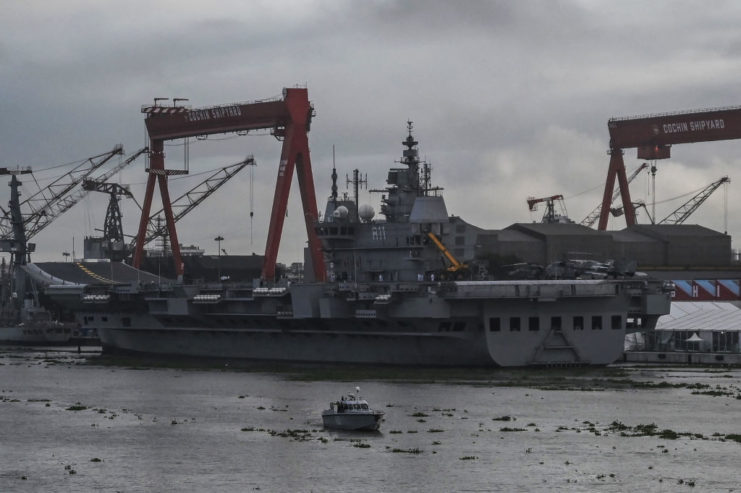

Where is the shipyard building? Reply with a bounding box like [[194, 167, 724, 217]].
[[450, 218, 732, 269]]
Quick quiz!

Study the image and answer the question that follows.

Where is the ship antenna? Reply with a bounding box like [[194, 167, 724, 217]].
[[331, 144, 338, 205], [346, 169, 367, 222]]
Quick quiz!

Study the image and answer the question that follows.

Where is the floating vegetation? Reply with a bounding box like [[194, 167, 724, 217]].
[[459, 456, 478, 460], [388, 430, 402, 434], [427, 429, 444, 433], [725, 434, 741, 443], [66, 403, 88, 411], [268, 429, 314, 442], [392, 448, 422, 454], [353, 442, 370, 448], [691, 389, 735, 397], [410, 412, 429, 417], [492, 415, 513, 421], [593, 421, 741, 444], [90, 458, 102, 462], [499, 427, 526, 432]]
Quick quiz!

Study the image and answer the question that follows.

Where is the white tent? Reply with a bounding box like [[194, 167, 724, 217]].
[[655, 302, 741, 332]]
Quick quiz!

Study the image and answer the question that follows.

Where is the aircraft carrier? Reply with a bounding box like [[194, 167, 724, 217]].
[[43, 121, 673, 366]]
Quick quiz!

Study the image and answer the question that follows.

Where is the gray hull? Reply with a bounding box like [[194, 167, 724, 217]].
[[322, 412, 382, 431], [87, 278, 665, 367], [0, 325, 72, 345]]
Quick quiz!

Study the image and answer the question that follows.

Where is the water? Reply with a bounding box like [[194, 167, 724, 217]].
[[1, 346, 739, 492]]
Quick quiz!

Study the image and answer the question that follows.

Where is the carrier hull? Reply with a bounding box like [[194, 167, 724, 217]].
[[70, 278, 669, 367]]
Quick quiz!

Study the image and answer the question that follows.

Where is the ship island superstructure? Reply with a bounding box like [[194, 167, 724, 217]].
[[46, 121, 672, 366]]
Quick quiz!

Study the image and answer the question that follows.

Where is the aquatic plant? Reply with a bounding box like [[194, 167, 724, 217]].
[[392, 448, 422, 454]]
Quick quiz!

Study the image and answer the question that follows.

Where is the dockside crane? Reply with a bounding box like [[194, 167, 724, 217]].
[[130, 157, 255, 251], [581, 163, 648, 227], [527, 194, 569, 223], [26, 147, 147, 240], [81, 180, 137, 261], [599, 106, 741, 230], [657, 176, 730, 225], [0, 145, 136, 241]]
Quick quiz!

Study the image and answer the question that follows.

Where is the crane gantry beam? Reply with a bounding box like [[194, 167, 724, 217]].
[[598, 106, 741, 230]]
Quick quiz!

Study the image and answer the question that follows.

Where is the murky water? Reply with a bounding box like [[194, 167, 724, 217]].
[[1, 346, 739, 492]]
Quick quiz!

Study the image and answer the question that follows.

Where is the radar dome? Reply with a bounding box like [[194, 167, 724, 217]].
[[332, 205, 349, 219], [358, 204, 375, 222]]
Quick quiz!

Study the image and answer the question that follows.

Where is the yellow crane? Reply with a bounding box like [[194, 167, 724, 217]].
[[426, 232, 467, 272]]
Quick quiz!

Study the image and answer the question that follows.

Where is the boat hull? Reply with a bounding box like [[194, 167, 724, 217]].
[[0, 325, 73, 345], [322, 411, 383, 431]]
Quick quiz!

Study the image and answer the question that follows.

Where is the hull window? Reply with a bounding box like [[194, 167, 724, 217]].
[[528, 317, 539, 331], [592, 315, 603, 330], [551, 316, 562, 332], [489, 318, 501, 332], [509, 317, 521, 331], [573, 316, 584, 331], [611, 315, 622, 330]]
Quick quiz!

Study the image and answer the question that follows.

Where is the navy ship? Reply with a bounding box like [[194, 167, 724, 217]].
[[46, 123, 672, 366]]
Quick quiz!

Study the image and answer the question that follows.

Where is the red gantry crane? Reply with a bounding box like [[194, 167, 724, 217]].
[[599, 106, 741, 230], [135, 88, 326, 281]]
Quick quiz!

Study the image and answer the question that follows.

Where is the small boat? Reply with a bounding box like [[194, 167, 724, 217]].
[[322, 387, 384, 431]]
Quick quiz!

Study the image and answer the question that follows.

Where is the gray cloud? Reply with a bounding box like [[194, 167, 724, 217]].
[[2, 0, 741, 263]]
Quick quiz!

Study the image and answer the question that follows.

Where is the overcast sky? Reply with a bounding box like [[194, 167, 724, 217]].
[[2, 0, 741, 265]]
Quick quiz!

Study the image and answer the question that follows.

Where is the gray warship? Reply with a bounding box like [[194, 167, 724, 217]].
[[46, 123, 672, 366]]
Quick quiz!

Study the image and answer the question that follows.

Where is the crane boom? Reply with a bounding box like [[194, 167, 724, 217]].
[[130, 157, 254, 250], [427, 232, 466, 272], [24, 147, 147, 239], [658, 176, 730, 225], [580, 163, 648, 227], [0, 145, 124, 240]]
